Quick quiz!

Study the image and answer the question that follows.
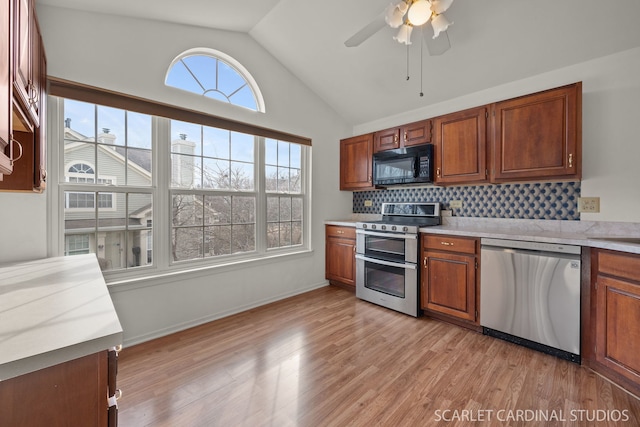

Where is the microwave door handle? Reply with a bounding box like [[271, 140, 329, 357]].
[[414, 156, 420, 178]]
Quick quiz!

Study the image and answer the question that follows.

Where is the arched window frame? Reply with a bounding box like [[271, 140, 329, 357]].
[[64, 161, 116, 211], [165, 48, 266, 113]]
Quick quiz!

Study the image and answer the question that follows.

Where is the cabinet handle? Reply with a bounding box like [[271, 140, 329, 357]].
[[568, 153, 573, 168], [108, 389, 123, 408], [368, 175, 372, 182], [440, 241, 453, 246], [394, 134, 399, 144], [404, 131, 408, 142], [336, 230, 344, 234], [111, 344, 123, 354], [423, 257, 427, 267], [9, 138, 23, 165], [436, 168, 441, 178], [28, 82, 39, 106]]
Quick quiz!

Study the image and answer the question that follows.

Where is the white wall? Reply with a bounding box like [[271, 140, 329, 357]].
[[22, 5, 353, 346], [354, 47, 640, 223], [0, 193, 47, 262]]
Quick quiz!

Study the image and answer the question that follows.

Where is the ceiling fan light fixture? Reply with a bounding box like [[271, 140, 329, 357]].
[[394, 23, 413, 45], [431, 13, 452, 38], [385, 1, 409, 28], [430, 0, 454, 15], [407, 0, 432, 26]]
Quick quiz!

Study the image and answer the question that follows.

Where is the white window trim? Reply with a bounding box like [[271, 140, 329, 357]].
[[46, 96, 312, 285]]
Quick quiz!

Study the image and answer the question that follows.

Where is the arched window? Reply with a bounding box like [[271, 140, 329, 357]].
[[65, 162, 115, 209], [165, 48, 265, 112]]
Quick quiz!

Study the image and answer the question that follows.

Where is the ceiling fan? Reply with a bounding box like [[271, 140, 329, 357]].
[[345, 0, 454, 56]]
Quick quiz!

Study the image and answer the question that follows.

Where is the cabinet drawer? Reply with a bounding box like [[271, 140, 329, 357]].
[[423, 235, 477, 254], [598, 250, 640, 283], [326, 225, 356, 239]]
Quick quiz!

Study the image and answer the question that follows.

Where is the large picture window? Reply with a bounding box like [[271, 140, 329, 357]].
[[50, 79, 310, 276]]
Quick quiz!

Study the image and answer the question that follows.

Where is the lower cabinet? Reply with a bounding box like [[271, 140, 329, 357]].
[[0, 349, 120, 426], [421, 234, 479, 326], [590, 249, 640, 395], [325, 225, 356, 289]]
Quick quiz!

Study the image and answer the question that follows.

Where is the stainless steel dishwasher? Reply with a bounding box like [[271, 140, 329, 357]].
[[480, 238, 581, 363]]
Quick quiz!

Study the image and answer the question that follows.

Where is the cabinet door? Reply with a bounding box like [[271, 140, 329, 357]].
[[373, 127, 400, 152], [433, 106, 488, 185], [326, 227, 356, 287], [340, 134, 373, 190], [492, 83, 581, 182], [401, 119, 432, 147], [13, 0, 39, 127], [0, 0, 11, 176], [421, 251, 476, 322]]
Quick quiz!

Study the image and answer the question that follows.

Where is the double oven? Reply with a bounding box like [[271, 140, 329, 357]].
[[355, 202, 440, 317]]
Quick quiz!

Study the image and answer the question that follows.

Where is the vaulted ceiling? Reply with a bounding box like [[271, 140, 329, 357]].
[[37, 0, 640, 125]]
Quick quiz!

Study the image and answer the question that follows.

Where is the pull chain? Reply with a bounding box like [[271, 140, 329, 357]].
[[420, 26, 424, 97], [406, 43, 410, 81]]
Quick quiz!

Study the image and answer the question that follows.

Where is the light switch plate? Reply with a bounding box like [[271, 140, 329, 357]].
[[578, 197, 600, 213]]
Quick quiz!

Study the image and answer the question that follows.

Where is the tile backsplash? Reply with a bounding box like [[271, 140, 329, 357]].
[[353, 181, 581, 220]]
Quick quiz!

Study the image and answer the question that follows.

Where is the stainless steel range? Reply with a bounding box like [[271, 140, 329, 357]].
[[355, 202, 440, 316]]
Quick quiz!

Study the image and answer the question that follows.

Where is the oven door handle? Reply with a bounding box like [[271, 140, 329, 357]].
[[355, 230, 418, 240], [355, 254, 417, 270]]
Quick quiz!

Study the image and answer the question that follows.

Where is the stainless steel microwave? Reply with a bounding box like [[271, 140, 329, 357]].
[[372, 144, 433, 187]]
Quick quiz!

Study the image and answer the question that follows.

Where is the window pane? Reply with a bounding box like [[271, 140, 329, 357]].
[[172, 194, 203, 227], [97, 106, 125, 146], [128, 193, 152, 225], [182, 55, 217, 91], [279, 222, 292, 247], [128, 230, 151, 268], [205, 225, 231, 257], [166, 60, 202, 94], [266, 197, 279, 222], [279, 197, 291, 222], [278, 141, 290, 167], [127, 112, 152, 149], [265, 166, 278, 191], [171, 153, 199, 188], [204, 195, 231, 225], [265, 139, 278, 166], [232, 197, 255, 224], [218, 61, 246, 95], [64, 99, 95, 141], [267, 223, 279, 249], [292, 198, 303, 221], [229, 85, 257, 111], [290, 169, 301, 194], [277, 167, 289, 192], [202, 158, 230, 189], [65, 234, 92, 256], [290, 144, 301, 168], [230, 132, 254, 162], [292, 222, 302, 246], [172, 227, 203, 261], [232, 224, 255, 254], [127, 148, 152, 186], [203, 127, 229, 159], [171, 121, 202, 155], [230, 161, 254, 190]]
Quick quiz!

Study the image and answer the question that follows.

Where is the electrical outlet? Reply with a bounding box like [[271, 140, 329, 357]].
[[364, 200, 373, 207], [441, 210, 453, 217], [449, 200, 463, 209], [578, 197, 600, 213]]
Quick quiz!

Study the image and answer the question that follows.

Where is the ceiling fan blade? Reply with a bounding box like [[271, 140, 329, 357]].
[[423, 27, 451, 55], [344, 12, 386, 47]]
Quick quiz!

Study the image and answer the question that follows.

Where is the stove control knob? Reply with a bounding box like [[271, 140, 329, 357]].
[[381, 225, 386, 230], [362, 224, 367, 229], [403, 226, 409, 232], [371, 225, 377, 230], [391, 226, 397, 231]]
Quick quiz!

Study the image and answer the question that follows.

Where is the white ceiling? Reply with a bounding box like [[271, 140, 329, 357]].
[[37, 0, 640, 125]]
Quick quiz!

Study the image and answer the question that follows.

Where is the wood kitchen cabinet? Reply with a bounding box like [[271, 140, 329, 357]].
[[421, 234, 479, 327], [340, 133, 374, 191], [0, 349, 120, 426], [0, 0, 46, 189], [373, 119, 432, 153], [491, 82, 581, 182], [433, 106, 488, 185], [589, 249, 640, 396], [326, 225, 356, 289]]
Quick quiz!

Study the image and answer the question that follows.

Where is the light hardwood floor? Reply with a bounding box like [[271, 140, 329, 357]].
[[117, 286, 640, 426]]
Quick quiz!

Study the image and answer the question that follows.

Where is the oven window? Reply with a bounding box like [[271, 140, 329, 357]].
[[364, 261, 406, 298], [365, 235, 405, 262]]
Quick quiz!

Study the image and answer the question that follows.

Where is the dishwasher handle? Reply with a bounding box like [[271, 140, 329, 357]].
[[481, 237, 581, 256]]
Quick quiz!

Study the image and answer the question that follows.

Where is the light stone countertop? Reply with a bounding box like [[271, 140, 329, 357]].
[[325, 217, 640, 255], [0, 254, 123, 381]]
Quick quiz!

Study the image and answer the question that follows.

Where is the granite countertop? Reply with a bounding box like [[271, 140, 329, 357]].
[[0, 254, 123, 381], [325, 217, 640, 255]]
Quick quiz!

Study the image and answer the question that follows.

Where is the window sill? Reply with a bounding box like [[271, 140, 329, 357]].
[[105, 248, 314, 292]]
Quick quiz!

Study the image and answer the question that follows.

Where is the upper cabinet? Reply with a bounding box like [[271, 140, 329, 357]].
[[0, 0, 46, 190], [0, 0, 12, 177], [340, 133, 374, 191], [491, 83, 581, 182], [433, 106, 488, 185], [374, 119, 432, 153]]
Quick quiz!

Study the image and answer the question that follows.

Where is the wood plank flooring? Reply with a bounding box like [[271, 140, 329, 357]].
[[117, 286, 640, 426]]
